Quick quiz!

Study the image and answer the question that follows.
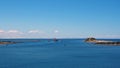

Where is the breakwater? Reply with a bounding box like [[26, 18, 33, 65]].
[[85, 38, 120, 45]]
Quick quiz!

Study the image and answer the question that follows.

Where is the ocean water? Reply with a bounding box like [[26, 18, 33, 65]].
[[0, 39, 120, 68]]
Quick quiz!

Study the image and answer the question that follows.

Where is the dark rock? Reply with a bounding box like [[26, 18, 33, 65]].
[[85, 37, 96, 42]]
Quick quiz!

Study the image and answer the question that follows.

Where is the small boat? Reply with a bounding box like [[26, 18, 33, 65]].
[[53, 38, 58, 42]]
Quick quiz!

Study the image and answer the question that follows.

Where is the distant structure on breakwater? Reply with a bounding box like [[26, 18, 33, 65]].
[[85, 37, 120, 45]]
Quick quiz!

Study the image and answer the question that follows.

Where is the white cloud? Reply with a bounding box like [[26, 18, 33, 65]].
[[54, 30, 59, 33], [28, 30, 43, 34], [7, 30, 23, 34], [0, 29, 24, 38], [0, 29, 5, 33]]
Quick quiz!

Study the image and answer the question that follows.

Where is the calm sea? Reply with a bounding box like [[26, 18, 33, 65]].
[[0, 39, 120, 68]]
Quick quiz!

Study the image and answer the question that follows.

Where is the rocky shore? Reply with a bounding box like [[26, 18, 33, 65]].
[[0, 41, 16, 45], [85, 38, 120, 45]]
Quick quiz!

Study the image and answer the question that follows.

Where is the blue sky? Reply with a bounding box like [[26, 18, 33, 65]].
[[0, 0, 120, 38]]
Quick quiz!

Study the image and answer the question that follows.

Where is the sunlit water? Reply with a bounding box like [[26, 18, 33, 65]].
[[0, 39, 120, 68]]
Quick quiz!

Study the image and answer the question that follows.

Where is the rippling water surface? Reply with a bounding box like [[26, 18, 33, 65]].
[[0, 39, 120, 68]]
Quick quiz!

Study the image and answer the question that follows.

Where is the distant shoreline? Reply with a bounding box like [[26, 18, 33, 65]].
[[0, 41, 16, 45]]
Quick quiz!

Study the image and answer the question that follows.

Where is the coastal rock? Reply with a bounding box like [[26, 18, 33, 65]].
[[85, 37, 96, 42], [85, 37, 120, 45]]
